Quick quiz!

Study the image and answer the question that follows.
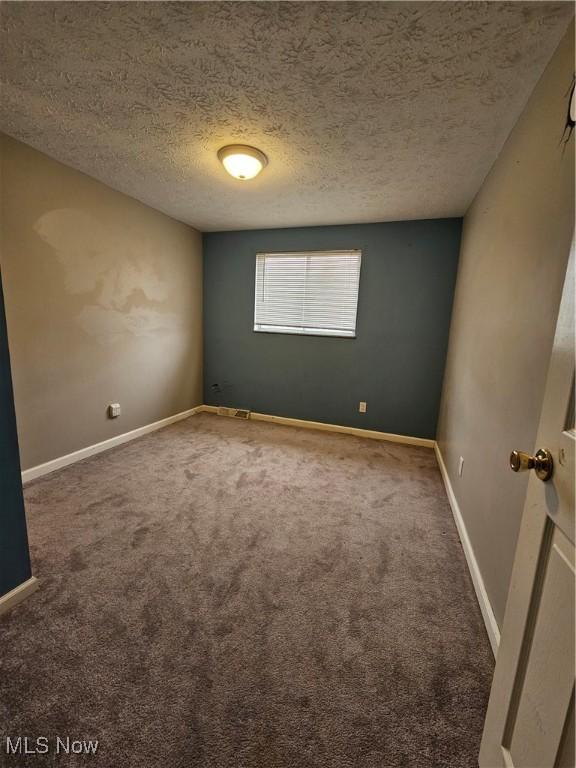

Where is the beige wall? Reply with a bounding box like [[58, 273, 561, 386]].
[[0, 134, 203, 470], [437, 24, 575, 630]]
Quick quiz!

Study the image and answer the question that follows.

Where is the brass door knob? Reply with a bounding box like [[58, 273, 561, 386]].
[[510, 448, 553, 481]]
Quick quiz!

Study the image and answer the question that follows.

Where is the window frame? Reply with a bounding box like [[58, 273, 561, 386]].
[[253, 249, 361, 339]]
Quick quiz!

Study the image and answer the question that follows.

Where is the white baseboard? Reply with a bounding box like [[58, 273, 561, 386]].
[[0, 577, 39, 617], [434, 443, 500, 657], [22, 406, 202, 483], [22, 404, 431, 483], [199, 405, 435, 448]]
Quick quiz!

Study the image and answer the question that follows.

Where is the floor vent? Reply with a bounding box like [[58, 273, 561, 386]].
[[217, 407, 251, 420]]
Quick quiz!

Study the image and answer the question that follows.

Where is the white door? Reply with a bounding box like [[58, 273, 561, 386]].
[[479, 243, 575, 768]]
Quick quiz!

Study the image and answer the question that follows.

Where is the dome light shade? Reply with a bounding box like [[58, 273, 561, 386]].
[[217, 144, 268, 180]]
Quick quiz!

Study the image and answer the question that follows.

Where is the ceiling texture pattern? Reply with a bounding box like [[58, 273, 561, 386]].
[[0, 1, 573, 231]]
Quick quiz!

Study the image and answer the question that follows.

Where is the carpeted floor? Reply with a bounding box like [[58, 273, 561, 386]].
[[0, 413, 493, 768]]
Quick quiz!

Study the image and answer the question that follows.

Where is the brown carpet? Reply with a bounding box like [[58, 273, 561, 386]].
[[0, 413, 493, 767]]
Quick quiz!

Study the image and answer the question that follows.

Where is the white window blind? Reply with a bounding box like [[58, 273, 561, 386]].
[[254, 251, 361, 337], [254, 250, 361, 338]]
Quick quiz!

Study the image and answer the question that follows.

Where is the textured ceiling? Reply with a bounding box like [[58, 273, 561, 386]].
[[0, 2, 573, 231]]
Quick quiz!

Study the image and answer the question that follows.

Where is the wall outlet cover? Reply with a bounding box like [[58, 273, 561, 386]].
[[359, 401, 367, 413], [108, 403, 121, 418]]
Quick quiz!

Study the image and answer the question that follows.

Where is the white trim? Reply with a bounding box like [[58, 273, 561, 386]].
[[22, 407, 202, 483], [0, 577, 39, 617], [199, 405, 435, 448], [434, 443, 500, 657]]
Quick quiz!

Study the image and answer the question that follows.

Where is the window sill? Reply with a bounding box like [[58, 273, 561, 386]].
[[253, 326, 356, 339]]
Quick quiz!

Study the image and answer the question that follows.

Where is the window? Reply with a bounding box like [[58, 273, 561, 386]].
[[254, 250, 361, 338]]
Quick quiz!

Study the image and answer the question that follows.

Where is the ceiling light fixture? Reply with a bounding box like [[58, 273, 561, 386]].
[[217, 144, 268, 180]]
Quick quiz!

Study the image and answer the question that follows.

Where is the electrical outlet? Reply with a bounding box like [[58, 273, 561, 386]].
[[108, 403, 121, 419], [458, 456, 464, 477], [359, 401, 367, 413]]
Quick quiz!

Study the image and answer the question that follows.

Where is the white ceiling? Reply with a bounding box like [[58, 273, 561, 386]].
[[0, 2, 573, 231]]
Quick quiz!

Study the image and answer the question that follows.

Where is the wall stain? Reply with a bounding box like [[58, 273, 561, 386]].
[[34, 208, 181, 345]]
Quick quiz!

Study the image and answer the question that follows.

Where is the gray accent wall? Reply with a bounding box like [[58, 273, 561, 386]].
[[0, 270, 31, 597], [203, 220, 461, 439]]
